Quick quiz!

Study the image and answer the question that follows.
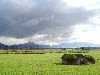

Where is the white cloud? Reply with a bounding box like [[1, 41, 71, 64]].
[[90, 16, 100, 25], [0, 37, 27, 45], [63, 0, 100, 10], [70, 25, 100, 44]]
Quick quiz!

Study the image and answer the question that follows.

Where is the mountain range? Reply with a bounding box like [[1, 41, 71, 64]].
[[0, 41, 100, 49]]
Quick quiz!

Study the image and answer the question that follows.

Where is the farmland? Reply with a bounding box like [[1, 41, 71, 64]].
[[0, 50, 100, 75]]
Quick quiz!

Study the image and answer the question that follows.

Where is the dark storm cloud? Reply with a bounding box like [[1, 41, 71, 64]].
[[0, 0, 96, 38]]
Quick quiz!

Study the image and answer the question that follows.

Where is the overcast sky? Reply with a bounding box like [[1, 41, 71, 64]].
[[0, 0, 100, 45]]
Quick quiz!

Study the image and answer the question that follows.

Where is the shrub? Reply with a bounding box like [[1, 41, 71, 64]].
[[64, 54, 77, 64], [61, 54, 96, 65], [84, 55, 95, 64]]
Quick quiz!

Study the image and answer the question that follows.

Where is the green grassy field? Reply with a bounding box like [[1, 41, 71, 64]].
[[0, 50, 100, 75]]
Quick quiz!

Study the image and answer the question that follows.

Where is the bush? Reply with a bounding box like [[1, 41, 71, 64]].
[[61, 54, 96, 65], [65, 54, 77, 64], [84, 55, 95, 64]]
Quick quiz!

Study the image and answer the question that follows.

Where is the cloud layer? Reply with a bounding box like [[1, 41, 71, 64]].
[[0, 0, 96, 39]]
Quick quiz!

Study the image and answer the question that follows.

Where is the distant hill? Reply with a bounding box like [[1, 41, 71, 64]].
[[53, 42, 100, 48], [9, 41, 51, 49], [0, 42, 100, 49], [0, 42, 8, 49]]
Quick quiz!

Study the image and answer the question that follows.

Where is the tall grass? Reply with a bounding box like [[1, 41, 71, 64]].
[[0, 49, 89, 54]]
